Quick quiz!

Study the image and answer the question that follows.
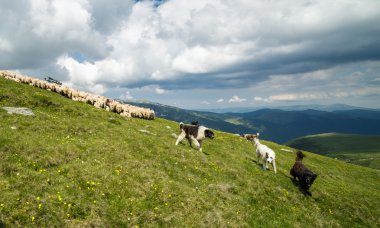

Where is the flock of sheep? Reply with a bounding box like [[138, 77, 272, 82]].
[[0, 71, 155, 120]]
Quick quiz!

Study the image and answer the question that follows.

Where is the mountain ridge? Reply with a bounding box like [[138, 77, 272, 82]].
[[127, 101, 380, 143], [196, 103, 379, 113]]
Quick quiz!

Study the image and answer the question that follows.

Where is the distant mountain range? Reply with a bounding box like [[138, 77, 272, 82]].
[[125, 101, 380, 144], [197, 104, 376, 113]]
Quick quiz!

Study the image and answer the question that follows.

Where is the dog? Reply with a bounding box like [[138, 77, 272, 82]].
[[290, 151, 317, 195], [175, 122, 214, 152], [242, 134, 257, 142], [253, 133, 277, 173]]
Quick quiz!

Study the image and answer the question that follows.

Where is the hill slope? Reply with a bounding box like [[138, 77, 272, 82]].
[[286, 133, 380, 170], [1, 77, 380, 227]]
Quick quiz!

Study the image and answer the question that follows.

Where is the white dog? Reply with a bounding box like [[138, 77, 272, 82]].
[[253, 133, 277, 173]]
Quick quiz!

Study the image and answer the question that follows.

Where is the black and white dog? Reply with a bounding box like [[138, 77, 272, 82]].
[[175, 122, 214, 152]]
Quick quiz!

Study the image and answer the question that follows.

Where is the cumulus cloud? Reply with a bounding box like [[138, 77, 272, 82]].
[[229, 95, 247, 103], [1, 0, 380, 108], [268, 93, 327, 102], [217, 98, 224, 103], [154, 86, 167, 94], [119, 91, 133, 100]]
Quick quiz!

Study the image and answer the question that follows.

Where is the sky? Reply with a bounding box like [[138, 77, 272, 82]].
[[1, 0, 380, 110]]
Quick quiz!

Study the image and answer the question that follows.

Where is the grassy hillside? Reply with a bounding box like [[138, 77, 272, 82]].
[[1, 77, 380, 227], [286, 133, 380, 170]]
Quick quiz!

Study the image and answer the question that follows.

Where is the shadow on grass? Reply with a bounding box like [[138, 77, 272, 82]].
[[0, 221, 5, 228], [248, 157, 258, 165], [290, 177, 313, 197], [248, 157, 285, 175], [202, 151, 210, 156]]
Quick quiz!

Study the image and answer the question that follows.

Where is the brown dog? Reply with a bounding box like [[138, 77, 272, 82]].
[[290, 151, 317, 195]]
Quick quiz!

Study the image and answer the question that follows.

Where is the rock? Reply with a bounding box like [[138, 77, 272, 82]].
[[2, 107, 34, 116]]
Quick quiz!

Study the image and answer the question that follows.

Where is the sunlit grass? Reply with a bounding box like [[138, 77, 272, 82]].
[[1, 77, 380, 227]]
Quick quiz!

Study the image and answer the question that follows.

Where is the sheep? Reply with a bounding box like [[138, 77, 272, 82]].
[[253, 133, 277, 173]]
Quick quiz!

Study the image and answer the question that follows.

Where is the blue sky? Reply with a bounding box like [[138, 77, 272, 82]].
[[1, 0, 380, 109]]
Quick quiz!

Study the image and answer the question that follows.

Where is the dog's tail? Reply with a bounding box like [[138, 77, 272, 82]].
[[191, 121, 199, 126]]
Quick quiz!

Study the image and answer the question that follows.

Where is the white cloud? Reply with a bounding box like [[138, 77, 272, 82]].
[[30, 0, 93, 41], [202, 101, 210, 105], [229, 95, 247, 103], [119, 91, 133, 100], [0, 38, 12, 52], [254, 96, 269, 102], [155, 86, 167, 94], [217, 98, 224, 103], [253, 84, 380, 103], [267, 93, 325, 102]]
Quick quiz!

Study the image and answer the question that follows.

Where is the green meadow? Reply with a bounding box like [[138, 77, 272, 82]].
[[1, 77, 379, 227], [287, 133, 380, 170]]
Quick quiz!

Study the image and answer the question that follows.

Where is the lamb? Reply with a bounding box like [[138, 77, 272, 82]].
[[290, 151, 318, 196], [253, 133, 277, 173]]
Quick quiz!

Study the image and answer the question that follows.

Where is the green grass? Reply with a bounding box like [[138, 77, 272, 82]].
[[286, 133, 380, 170], [224, 117, 244, 125], [1, 77, 380, 227]]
